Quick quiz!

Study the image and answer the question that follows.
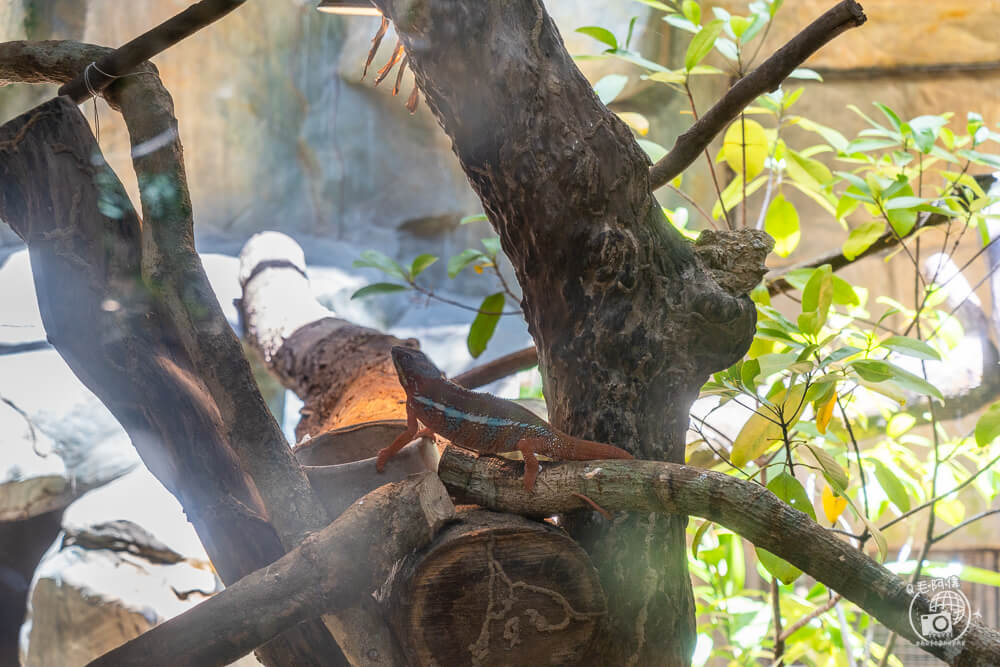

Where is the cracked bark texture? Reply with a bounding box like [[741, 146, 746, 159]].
[[375, 0, 770, 663]]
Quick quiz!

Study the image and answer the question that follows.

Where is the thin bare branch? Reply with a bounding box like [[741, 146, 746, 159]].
[[649, 0, 866, 190]]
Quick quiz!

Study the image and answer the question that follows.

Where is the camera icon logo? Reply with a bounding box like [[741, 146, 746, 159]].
[[907, 578, 973, 645], [920, 611, 952, 637]]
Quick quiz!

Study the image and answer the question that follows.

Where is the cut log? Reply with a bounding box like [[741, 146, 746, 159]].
[[384, 509, 605, 666]]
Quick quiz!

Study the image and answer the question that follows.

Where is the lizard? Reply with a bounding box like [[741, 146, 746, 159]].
[[375, 345, 633, 491]]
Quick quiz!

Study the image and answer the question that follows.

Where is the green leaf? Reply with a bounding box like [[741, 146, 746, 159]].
[[730, 411, 781, 468], [886, 413, 916, 439], [871, 460, 911, 512], [957, 149, 1000, 170], [842, 221, 885, 261], [798, 265, 833, 335], [874, 103, 903, 133], [447, 249, 487, 278], [974, 401, 1000, 447], [757, 547, 802, 584], [467, 292, 506, 358], [878, 336, 941, 361], [350, 282, 410, 300], [908, 115, 948, 153], [860, 516, 888, 562], [786, 150, 834, 188], [681, 0, 701, 25], [788, 68, 822, 81], [593, 74, 629, 105], [804, 444, 849, 492], [882, 362, 945, 400], [792, 117, 847, 151], [731, 384, 806, 467], [769, 472, 816, 520], [740, 358, 761, 390], [353, 250, 408, 282], [481, 237, 502, 259], [637, 138, 668, 162], [685, 19, 725, 71], [409, 253, 438, 279], [576, 26, 618, 49], [460, 213, 488, 225], [849, 359, 893, 383], [765, 194, 800, 257]]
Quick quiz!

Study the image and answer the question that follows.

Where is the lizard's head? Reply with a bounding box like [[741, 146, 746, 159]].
[[390, 346, 444, 391]]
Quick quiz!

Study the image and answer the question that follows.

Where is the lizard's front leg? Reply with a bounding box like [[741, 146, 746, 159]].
[[376, 401, 427, 472]]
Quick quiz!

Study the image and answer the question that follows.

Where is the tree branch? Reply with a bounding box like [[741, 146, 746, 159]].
[[766, 173, 998, 297], [437, 448, 1000, 665], [58, 0, 246, 103], [648, 0, 867, 190], [86, 474, 455, 667], [452, 346, 539, 389]]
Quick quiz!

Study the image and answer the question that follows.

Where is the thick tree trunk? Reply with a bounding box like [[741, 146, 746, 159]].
[[372, 1, 770, 662], [0, 95, 345, 666]]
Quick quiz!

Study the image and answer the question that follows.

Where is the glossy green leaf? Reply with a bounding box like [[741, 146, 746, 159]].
[[637, 138, 668, 162], [351, 282, 409, 300], [467, 292, 506, 358], [757, 547, 802, 584], [593, 74, 628, 105], [765, 194, 800, 257], [878, 336, 941, 361], [769, 471, 816, 520], [804, 444, 849, 492], [882, 362, 944, 400], [871, 460, 911, 512], [798, 265, 833, 335], [685, 20, 725, 71], [576, 26, 618, 49], [849, 359, 894, 383], [975, 401, 1000, 447], [353, 250, 408, 282], [886, 413, 916, 438], [410, 253, 438, 279], [447, 249, 486, 278], [731, 384, 806, 467], [460, 213, 489, 225], [481, 237, 502, 259], [842, 221, 885, 260], [681, 0, 701, 24]]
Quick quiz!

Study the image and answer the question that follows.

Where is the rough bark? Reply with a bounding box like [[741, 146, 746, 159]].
[[86, 474, 455, 667], [437, 447, 1000, 666], [0, 39, 329, 550], [0, 94, 345, 667], [239, 231, 415, 438], [373, 1, 771, 662]]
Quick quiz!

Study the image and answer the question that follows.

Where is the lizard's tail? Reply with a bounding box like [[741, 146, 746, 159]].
[[560, 435, 634, 461]]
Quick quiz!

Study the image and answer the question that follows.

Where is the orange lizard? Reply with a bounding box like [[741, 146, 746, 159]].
[[376, 346, 633, 491]]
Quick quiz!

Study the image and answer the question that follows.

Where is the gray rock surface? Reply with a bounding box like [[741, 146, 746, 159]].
[[19, 466, 261, 667]]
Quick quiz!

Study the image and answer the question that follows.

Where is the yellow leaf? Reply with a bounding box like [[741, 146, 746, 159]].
[[616, 111, 650, 136], [730, 384, 806, 467], [821, 485, 848, 524], [816, 392, 837, 434], [723, 118, 768, 180]]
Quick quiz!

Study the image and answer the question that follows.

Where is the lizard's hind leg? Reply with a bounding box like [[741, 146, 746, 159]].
[[515, 437, 547, 492]]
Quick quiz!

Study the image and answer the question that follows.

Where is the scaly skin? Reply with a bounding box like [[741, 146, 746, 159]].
[[375, 346, 633, 491]]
